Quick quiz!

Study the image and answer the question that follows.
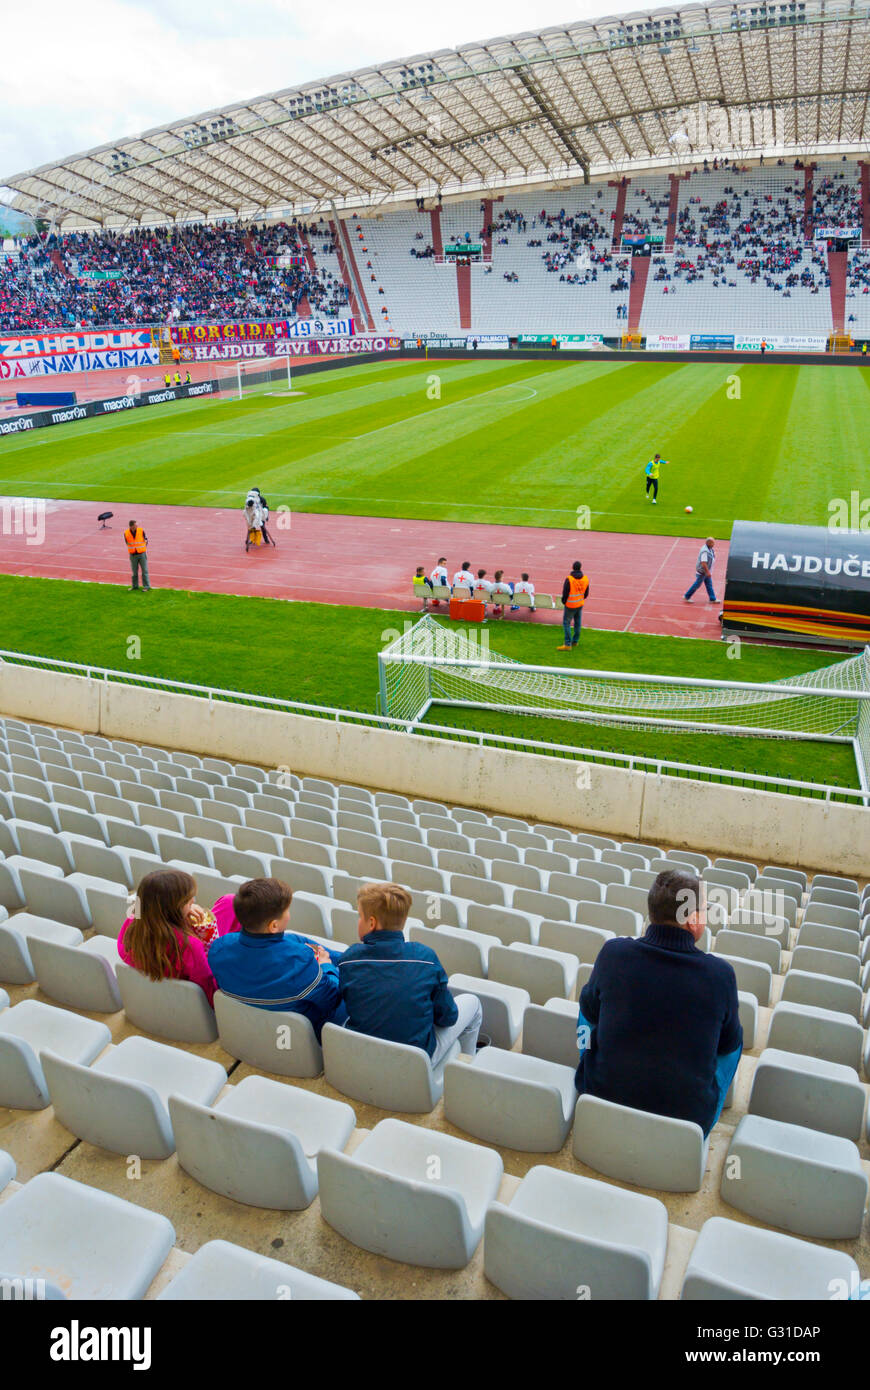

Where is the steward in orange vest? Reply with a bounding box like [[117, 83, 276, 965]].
[[557, 561, 589, 650], [124, 521, 151, 591]]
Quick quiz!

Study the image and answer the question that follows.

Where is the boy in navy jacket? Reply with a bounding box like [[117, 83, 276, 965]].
[[338, 882, 482, 1063], [208, 878, 346, 1041]]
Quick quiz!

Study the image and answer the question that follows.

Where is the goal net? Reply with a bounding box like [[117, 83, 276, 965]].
[[213, 356, 293, 400], [378, 616, 870, 789]]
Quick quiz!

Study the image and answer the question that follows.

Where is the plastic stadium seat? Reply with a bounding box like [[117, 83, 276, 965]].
[[714, 857, 757, 883], [665, 849, 710, 872], [714, 953, 772, 1006], [490, 861, 543, 893], [790, 945, 860, 984], [796, 920, 859, 955], [729, 907, 789, 948], [781, 968, 863, 1021], [767, 1000, 862, 1072], [29, 935, 122, 1014], [576, 901, 642, 938], [539, 920, 613, 964], [317, 1117, 503, 1269], [680, 1215, 859, 1301], [0, 913, 83, 985], [115, 962, 217, 1044], [801, 903, 861, 934], [444, 1047, 576, 1151], [448, 974, 529, 1050], [0, 988, 8, 1012], [714, 928, 781, 972], [721, 1114, 868, 1240], [0, 1147, 15, 1191], [703, 867, 752, 895], [213, 992, 324, 1078], [525, 848, 576, 877], [485, 1166, 669, 1301], [605, 884, 649, 919], [812, 874, 858, 895], [408, 924, 494, 978], [488, 942, 578, 1004], [43, 1036, 226, 1159], [170, 1075, 355, 1209], [810, 886, 861, 912], [0, 1172, 175, 1300], [748, 1048, 866, 1142], [572, 1094, 709, 1193], [0, 999, 110, 1110], [160, 1239, 359, 1300], [17, 867, 93, 931], [466, 903, 532, 945], [321, 1021, 458, 1113], [737, 991, 758, 1050]]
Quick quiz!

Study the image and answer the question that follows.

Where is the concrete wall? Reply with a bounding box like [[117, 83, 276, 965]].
[[1, 666, 866, 874]]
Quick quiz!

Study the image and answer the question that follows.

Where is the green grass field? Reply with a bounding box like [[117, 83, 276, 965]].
[[0, 575, 859, 792], [2, 356, 869, 536]]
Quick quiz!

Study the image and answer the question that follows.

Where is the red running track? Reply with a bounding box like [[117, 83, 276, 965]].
[[0, 497, 727, 639]]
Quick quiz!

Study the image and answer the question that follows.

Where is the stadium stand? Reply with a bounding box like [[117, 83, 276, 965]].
[[0, 712, 867, 1300]]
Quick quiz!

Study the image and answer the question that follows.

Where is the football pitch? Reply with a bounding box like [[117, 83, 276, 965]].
[[2, 355, 869, 537]]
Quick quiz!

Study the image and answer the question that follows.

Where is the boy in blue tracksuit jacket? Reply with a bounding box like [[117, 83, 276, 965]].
[[338, 882, 482, 1064], [208, 878, 346, 1041]]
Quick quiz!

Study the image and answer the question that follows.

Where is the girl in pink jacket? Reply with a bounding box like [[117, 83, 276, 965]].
[[118, 869, 234, 1007]]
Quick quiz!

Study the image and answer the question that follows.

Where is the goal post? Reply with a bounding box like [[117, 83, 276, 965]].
[[378, 616, 870, 788], [212, 355, 292, 401]]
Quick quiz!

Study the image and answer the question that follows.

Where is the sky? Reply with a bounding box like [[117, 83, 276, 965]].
[[0, 0, 638, 179]]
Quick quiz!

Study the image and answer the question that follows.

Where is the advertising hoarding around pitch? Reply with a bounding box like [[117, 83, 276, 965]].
[[646, 334, 691, 351], [722, 520, 870, 646]]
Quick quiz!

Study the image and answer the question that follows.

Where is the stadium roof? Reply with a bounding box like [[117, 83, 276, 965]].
[[5, 0, 870, 228]]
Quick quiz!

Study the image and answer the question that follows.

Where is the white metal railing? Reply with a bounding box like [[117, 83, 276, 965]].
[[0, 648, 866, 805]]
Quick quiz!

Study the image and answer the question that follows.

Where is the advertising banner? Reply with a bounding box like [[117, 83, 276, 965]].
[[286, 317, 354, 338], [182, 336, 399, 362], [0, 348, 159, 379], [467, 335, 509, 349], [690, 335, 735, 350], [732, 334, 828, 353], [646, 334, 691, 351], [0, 329, 153, 360], [722, 520, 870, 646], [402, 337, 466, 349], [518, 334, 604, 346]]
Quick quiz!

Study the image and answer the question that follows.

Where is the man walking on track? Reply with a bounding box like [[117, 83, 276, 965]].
[[557, 560, 589, 650], [644, 452, 667, 504], [124, 519, 151, 592], [684, 537, 717, 603]]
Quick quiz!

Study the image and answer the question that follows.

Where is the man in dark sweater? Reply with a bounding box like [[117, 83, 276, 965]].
[[575, 869, 742, 1135]]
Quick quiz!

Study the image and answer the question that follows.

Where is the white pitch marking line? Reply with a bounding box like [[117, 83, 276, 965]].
[[623, 536, 681, 633]]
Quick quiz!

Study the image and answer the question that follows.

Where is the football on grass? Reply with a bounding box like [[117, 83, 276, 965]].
[[684, 505, 694, 513]]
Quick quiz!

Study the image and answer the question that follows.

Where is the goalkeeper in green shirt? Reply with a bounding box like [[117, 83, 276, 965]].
[[644, 453, 667, 504]]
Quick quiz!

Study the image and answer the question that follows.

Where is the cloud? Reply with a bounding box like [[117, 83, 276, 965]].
[[1, 0, 638, 181]]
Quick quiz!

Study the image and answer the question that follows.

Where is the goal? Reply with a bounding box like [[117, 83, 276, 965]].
[[213, 356, 293, 401], [378, 616, 870, 792]]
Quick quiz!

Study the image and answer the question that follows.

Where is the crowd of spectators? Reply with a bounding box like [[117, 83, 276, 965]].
[[0, 217, 350, 332]]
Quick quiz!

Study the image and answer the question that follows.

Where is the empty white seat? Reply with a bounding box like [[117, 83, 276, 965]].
[[488, 941, 578, 1004], [748, 1047, 866, 1142], [0, 1171, 175, 1299], [715, 953, 772, 1006], [721, 1114, 868, 1240], [790, 945, 859, 984], [812, 874, 858, 895], [408, 924, 494, 978], [0, 999, 110, 1110], [703, 867, 751, 895], [729, 908, 789, 948], [466, 903, 534, 946], [745, 887, 797, 930], [485, 1165, 669, 1301], [17, 868, 93, 931], [451, 874, 504, 908], [0, 913, 83, 985], [714, 928, 781, 972], [802, 902, 861, 934], [445, 1046, 576, 1150], [681, 1215, 859, 1300], [763, 865, 807, 891], [714, 857, 757, 883], [576, 901, 641, 938], [43, 1035, 227, 1159], [572, 1093, 709, 1192], [0, 1146, 15, 1191], [448, 974, 529, 1050], [117, 962, 218, 1043], [796, 920, 859, 955], [546, 872, 603, 907], [160, 1239, 359, 1300], [29, 935, 122, 1013], [539, 919, 613, 964], [767, 1000, 863, 1071], [521, 998, 579, 1068], [605, 884, 649, 919], [170, 1075, 355, 1209], [781, 968, 863, 1020], [213, 991, 324, 1078], [317, 1117, 503, 1269], [321, 1021, 458, 1112]]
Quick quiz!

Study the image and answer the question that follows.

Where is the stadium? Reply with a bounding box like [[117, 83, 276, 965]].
[[0, 0, 869, 1329]]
